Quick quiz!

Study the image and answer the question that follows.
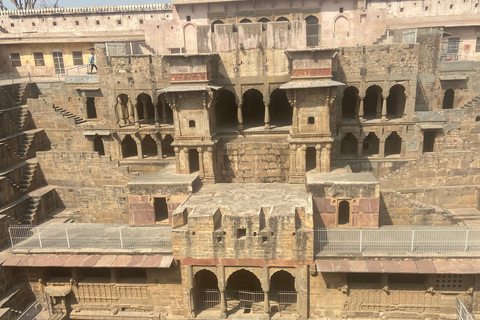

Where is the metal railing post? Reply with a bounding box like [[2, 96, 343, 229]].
[[359, 230, 363, 252], [37, 227, 43, 248], [129, 42, 133, 55], [65, 228, 70, 248], [410, 230, 415, 252], [119, 227, 124, 249], [8, 228, 13, 247], [464, 229, 470, 252]]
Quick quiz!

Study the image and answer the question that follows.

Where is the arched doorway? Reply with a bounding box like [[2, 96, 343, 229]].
[[338, 200, 350, 225], [194, 270, 220, 312], [342, 86, 359, 119], [270, 271, 297, 314], [385, 132, 402, 156], [340, 133, 357, 158], [269, 89, 292, 127], [184, 24, 198, 53], [215, 90, 237, 128], [364, 85, 382, 119], [86, 97, 97, 119], [305, 16, 319, 47], [226, 269, 263, 314], [387, 85, 406, 118], [211, 20, 224, 33], [258, 17, 270, 31], [121, 135, 137, 158], [136, 93, 154, 122], [162, 134, 175, 157], [363, 132, 379, 156], [93, 135, 105, 156], [142, 135, 157, 158], [443, 89, 454, 109], [242, 89, 265, 128]]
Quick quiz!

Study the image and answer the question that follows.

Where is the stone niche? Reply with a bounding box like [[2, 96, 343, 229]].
[[163, 53, 218, 83], [306, 172, 380, 227], [285, 48, 338, 80]]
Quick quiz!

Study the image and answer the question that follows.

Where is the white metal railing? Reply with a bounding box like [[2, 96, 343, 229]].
[[226, 290, 264, 313], [65, 65, 89, 75], [9, 224, 172, 250], [17, 293, 53, 320], [269, 291, 297, 313], [195, 289, 221, 311], [0, 4, 172, 16], [315, 226, 480, 254], [456, 297, 474, 320]]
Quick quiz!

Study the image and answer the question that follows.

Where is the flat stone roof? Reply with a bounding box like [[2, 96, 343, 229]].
[[178, 183, 310, 216], [307, 172, 378, 185], [128, 164, 198, 185]]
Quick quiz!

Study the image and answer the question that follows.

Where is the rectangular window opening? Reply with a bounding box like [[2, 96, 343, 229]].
[[72, 51, 84, 66], [10, 53, 21, 67], [237, 228, 246, 239], [33, 52, 45, 66], [154, 197, 169, 223]]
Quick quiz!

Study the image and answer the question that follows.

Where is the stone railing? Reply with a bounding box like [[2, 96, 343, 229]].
[[75, 283, 149, 303], [0, 3, 172, 16]]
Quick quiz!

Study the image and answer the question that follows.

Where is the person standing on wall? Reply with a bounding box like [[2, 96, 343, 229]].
[[89, 52, 97, 74]]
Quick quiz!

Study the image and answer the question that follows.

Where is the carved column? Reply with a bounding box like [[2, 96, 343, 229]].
[[289, 144, 297, 175], [174, 147, 181, 174], [357, 138, 363, 159], [315, 144, 322, 173], [379, 138, 386, 158], [203, 146, 215, 184], [321, 145, 331, 173], [262, 267, 270, 315], [198, 147, 205, 179], [134, 134, 143, 159], [300, 145, 307, 174], [186, 266, 195, 317], [381, 95, 388, 121], [358, 96, 365, 122], [237, 104, 243, 131], [155, 133, 163, 159], [401, 136, 407, 157], [133, 99, 140, 128], [154, 102, 160, 128], [127, 98, 134, 124], [218, 266, 227, 318], [183, 148, 189, 174], [264, 101, 270, 130]]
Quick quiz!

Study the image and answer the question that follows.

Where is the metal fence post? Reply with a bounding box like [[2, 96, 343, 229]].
[[37, 227, 43, 248], [411, 230, 415, 252], [8, 228, 13, 247], [119, 227, 124, 249], [65, 228, 70, 249], [359, 230, 363, 252], [464, 229, 470, 252]]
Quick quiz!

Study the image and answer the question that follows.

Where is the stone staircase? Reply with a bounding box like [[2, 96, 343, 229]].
[[51, 103, 87, 124], [19, 159, 37, 192], [18, 129, 39, 159], [372, 30, 389, 45], [15, 105, 28, 132], [460, 94, 480, 111], [21, 196, 39, 225]]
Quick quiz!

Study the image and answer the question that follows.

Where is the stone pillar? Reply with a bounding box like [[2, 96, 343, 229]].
[[357, 139, 363, 159], [381, 95, 388, 121], [134, 99, 140, 128], [315, 144, 322, 173], [218, 266, 227, 318], [401, 137, 407, 157], [321, 145, 331, 173], [264, 291, 270, 315], [379, 138, 386, 158], [264, 101, 270, 130], [203, 146, 215, 184], [127, 98, 134, 124], [160, 95, 167, 124], [198, 147, 205, 179], [296, 266, 308, 319], [262, 267, 270, 315], [174, 147, 181, 174], [183, 148, 189, 174], [135, 135, 143, 159], [237, 104, 243, 131], [376, 92, 382, 118], [358, 97, 365, 122], [155, 134, 163, 159], [154, 102, 160, 128], [186, 265, 195, 318], [292, 105, 299, 134], [300, 145, 307, 174]]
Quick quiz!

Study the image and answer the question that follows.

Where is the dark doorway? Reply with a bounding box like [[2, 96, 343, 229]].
[[270, 89, 292, 127], [423, 130, 436, 153], [342, 86, 359, 119], [194, 270, 220, 312], [142, 135, 157, 157], [385, 131, 402, 156], [93, 135, 105, 156], [154, 197, 169, 223], [443, 89, 454, 109], [121, 135, 138, 158], [189, 149, 200, 173], [242, 89, 265, 128], [86, 97, 97, 119], [306, 15, 319, 47], [226, 269, 262, 291], [215, 90, 237, 128], [338, 200, 350, 225], [340, 133, 357, 157], [211, 20, 224, 33], [387, 85, 406, 118], [162, 134, 175, 157], [364, 85, 382, 119], [363, 132, 379, 156], [306, 147, 316, 172], [270, 271, 295, 291]]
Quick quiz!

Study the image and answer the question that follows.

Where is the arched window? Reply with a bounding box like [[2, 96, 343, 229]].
[[215, 90, 237, 128], [364, 85, 382, 119], [385, 132, 402, 156], [363, 132, 379, 156], [340, 133, 357, 157], [269, 89, 292, 127], [142, 135, 157, 158], [242, 89, 264, 128], [443, 89, 454, 109], [387, 84, 406, 118], [276, 16, 289, 22], [342, 86, 359, 119], [136, 93, 154, 121], [240, 18, 252, 23], [258, 17, 270, 31], [93, 135, 105, 156], [211, 20, 224, 33], [338, 200, 350, 225], [121, 135, 137, 158], [305, 15, 319, 47]]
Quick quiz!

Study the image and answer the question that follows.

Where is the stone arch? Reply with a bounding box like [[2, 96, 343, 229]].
[[338, 200, 350, 225], [184, 23, 197, 54], [385, 131, 402, 156], [364, 85, 382, 119], [194, 269, 219, 290], [215, 89, 237, 128], [121, 135, 137, 158], [93, 135, 105, 156], [305, 15, 319, 47], [270, 270, 295, 291], [342, 86, 359, 119], [194, 269, 220, 312], [363, 132, 379, 156], [116, 93, 130, 124], [334, 15, 349, 33], [226, 269, 262, 291], [162, 134, 174, 157], [136, 93, 154, 121], [142, 135, 157, 157], [258, 17, 270, 31], [270, 89, 292, 127], [157, 94, 174, 124], [240, 18, 252, 23], [340, 133, 357, 157], [211, 20, 224, 33], [242, 88, 265, 128], [276, 16, 289, 22], [443, 88, 454, 109], [387, 84, 406, 118]]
